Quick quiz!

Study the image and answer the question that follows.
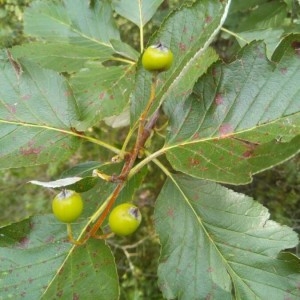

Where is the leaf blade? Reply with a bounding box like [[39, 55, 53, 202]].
[[164, 39, 300, 184], [0, 54, 80, 169], [154, 175, 300, 300]]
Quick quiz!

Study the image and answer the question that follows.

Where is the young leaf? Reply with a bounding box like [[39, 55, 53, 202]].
[[130, 0, 231, 126], [154, 174, 300, 300], [164, 40, 300, 184], [112, 0, 164, 28], [0, 53, 80, 169]]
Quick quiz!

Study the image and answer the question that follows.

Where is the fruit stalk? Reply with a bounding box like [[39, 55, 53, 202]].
[[87, 75, 159, 239]]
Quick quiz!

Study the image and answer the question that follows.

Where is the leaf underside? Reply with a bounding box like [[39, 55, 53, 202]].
[[155, 175, 300, 300]]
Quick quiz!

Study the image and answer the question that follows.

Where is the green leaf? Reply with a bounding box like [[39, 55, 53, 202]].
[[110, 39, 140, 61], [164, 40, 300, 184], [130, 0, 231, 126], [228, 1, 287, 32], [0, 216, 119, 300], [60, 161, 104, 177], [69, 64, 134, 129], [154, 175, 300, 300], [0, 53, 80, 169], [234, 28, 284, 59], [112, 0, 164, 27], [0, 161, 146, 299], [41, 239, 119, 300], [24, 0, 119, 45], [11, 42, 114, 73], [21, 0, 122, 73]]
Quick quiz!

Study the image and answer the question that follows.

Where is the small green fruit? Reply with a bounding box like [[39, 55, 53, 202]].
[[142, 43, 173, 72], [52, 190, 83, 223], [108, 203, 142, 236]]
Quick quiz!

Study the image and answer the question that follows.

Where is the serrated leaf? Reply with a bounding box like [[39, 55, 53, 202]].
[[0, 216, 119, 300], [228, 1, 287, 32], [41, 239, 119, 300], [163, 40, 300, 184], [11, 42, 114, 73], [21, 0, 122, 73], [130, 0, 231, 126], [154, 175, 300, 300], [24, 0, 119, 46], [112, 0, 164, 27], [0, 54, 80, 169], [110, 39, 140, 61], [235, 28, 284, 59], [0, 161, 145, 299], [69, 65, 134, 129]]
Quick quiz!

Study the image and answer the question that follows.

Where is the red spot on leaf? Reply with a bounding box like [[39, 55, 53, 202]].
[[179, 42, 187, 52], [215, 93, 224, 105], [167, 208, 175, 218], [291, 41, 300, 56], [6, 104, 17, 114], [21, 94, 31, 100], [17, 237, 30, 249], [280, 67, 287, 75], [193, 133, 200, 140], [20, 145, 42, 156], [219, 123, 234, 137], [73, 293, 79, 300], [189, 157, 200, 166], [242, 150, 254, 158], [64, 90, 71, 97], [205, 15, 212, 23], [99, 92, 106, 100]]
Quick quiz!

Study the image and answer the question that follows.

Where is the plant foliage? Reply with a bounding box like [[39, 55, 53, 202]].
[[0, 0, 299, 299]]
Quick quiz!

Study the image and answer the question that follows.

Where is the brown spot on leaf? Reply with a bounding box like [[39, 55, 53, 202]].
[[242, 150, 254, 158], [179, 42, 187, 52], [73, 293, 79, 300], [205, 15, 212, 23], [189, 157, 200, 166], [6, 104, 17, 114], [99, 92, 106, 100], [215, 93, 224, 105], [20, 144, 42, 156], [167, 208, 175, 218], [219, 123, 234, 137], [280, 67, 287, 75], [17, 237, 30, 249], [21, 94, 31, 100], [291, 41, 300, 56]]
